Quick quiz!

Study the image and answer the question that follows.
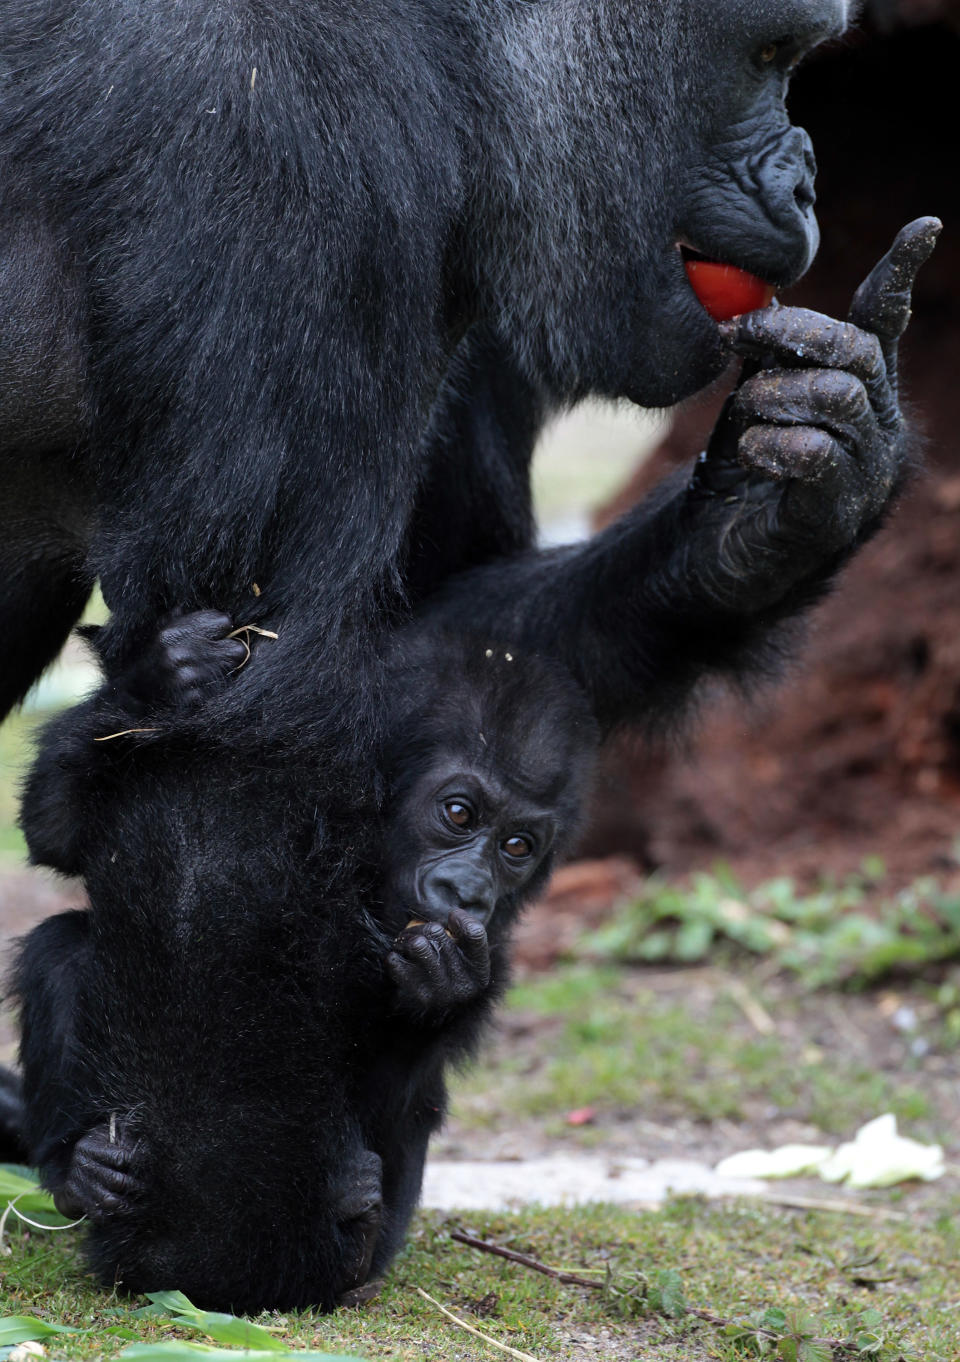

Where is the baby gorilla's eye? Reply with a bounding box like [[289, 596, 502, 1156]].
[[502, 835, 533, 860], [759, 43, 779, 63], [442, 799, 473, 830]]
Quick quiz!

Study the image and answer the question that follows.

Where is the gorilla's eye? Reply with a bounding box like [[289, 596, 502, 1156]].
[[442, 799, 474, 830], [502, 835, 533, 860], [759, 43, 779, 64]]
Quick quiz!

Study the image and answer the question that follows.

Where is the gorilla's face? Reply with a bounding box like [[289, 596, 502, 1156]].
[[384, 754, 559, 930], [476, 0, 850, 408]]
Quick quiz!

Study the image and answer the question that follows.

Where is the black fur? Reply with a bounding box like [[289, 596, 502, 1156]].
[[12, 611, 597, 1309], [0, 0, 937, 1313]]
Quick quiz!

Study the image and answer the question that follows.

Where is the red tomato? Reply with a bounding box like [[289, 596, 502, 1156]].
[[684, 259, 776, 322]]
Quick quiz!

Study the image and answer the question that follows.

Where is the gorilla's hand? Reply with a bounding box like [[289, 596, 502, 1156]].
[[53, 1120, 146, 1223], [386, 909, 492, 1022], [114, 609, 249, 714], [688, 217, 941, 611]]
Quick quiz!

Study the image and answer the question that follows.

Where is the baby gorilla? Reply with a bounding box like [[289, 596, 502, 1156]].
[[11, 609, 597, 1303]]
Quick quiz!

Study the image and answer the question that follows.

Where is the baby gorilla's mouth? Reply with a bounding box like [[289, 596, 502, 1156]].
[[680, 245, 776, 322]]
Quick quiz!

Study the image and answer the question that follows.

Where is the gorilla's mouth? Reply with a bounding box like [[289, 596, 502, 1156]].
[[679, 245, 776, 322]]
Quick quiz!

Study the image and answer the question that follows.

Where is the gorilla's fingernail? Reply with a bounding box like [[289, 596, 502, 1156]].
[[718, 320, 739, 344]]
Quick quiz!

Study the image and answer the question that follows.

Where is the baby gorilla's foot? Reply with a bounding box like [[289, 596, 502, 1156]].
[[386, 908, 491, 1022], [54, 1121, 146, 1223], [334, 1149, 383, 1301]]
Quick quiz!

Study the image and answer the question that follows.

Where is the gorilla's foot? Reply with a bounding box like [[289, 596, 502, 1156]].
[[334, 1149, 383, 1299], [54, 1120, 146, 1222]]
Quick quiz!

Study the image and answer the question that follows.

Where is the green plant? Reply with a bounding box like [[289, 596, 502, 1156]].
[[582, 864, 960, 989]]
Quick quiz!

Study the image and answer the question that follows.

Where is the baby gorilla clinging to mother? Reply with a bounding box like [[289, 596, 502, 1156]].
[[11, 608, 597, 1304]]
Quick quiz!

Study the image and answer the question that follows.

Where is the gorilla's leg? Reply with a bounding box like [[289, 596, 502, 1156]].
[[0, 206, 91, 720], [0, 1067, 27, 1163], [13, 911, 93, 1188], [334, 1149, 384, 1304], [0, 469, 93, 720]]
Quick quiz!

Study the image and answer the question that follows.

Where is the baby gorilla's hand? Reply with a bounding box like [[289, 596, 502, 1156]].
[[149, 610, 249, 709], [53, 1120, 146, 1224], [386, 909, 491, 1022]]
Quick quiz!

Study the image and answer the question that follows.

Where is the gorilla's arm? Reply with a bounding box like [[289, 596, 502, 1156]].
[[420, 220, 940, 733]]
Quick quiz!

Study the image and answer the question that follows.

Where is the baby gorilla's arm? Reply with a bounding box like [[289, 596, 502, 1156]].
[[386, 909, 491, 1024]]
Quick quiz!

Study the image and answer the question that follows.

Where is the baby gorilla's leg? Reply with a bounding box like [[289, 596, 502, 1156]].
[[0, 1067, 27, 1162], [54, 1120, 146, 1223], [333, 1149, 383, 1304]]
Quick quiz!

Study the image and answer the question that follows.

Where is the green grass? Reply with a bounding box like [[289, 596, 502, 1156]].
[[451, 966, 935, 1137], [2, 1198, 959, 1359]]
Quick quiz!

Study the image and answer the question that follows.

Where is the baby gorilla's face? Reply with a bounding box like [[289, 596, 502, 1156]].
[[384, 752, 559, 929]]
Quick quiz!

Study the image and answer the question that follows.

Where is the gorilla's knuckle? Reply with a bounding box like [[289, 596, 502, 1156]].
[[858, 330, 885, 377], [813, 370, 869, 418], [460, 917, 487, 945]]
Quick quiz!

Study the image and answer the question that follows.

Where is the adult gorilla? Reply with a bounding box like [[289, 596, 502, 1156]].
[[0, 0, 939, 1314], [5, 0, 853, 716]]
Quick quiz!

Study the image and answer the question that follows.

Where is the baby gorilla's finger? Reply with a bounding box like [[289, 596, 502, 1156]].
[[158, 609, 235, 648], [445, 909, 491, 987], [385, 951, 436, 1010], [848, 217, 941, 350], [732, 369, 877, 468]]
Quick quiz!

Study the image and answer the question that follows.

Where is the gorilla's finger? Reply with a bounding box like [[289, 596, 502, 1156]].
[[722, 308, 886, 390], [737, 424, 844, 483], [158, 610, 235, 648], [445, 910, 491, 987], [386, 952, 429, 997], [733, 369, 876, 459], [446, 909, 489, 959], [848, 217, 941, 350]]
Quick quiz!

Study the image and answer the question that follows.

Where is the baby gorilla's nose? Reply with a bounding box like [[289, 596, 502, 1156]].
[[422, 859, 497, 925]]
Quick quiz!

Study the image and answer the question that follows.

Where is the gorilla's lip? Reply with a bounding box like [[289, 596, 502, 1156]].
[[677, 242, 775, 285], [677, 243, 777, 321]]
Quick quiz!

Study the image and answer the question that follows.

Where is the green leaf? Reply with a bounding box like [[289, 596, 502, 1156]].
[[145, 1291, 197, 1316], [0, 1166, 73, 1226], [143, 1291, 308, 1353], [652, 1267, 686, 1318], [797, 1342, 831, 1362], [762, 1307, 788, 1332], [0, 1316, 81, 1344]]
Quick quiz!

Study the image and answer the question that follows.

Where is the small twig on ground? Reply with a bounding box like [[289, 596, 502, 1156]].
[[415, 1287, 541, 1362], [451, 1230, 604, 1290], [451, 1229, 867, 1355], [762, 1192, 909, 1221], [726, 978, 776, 1035]]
